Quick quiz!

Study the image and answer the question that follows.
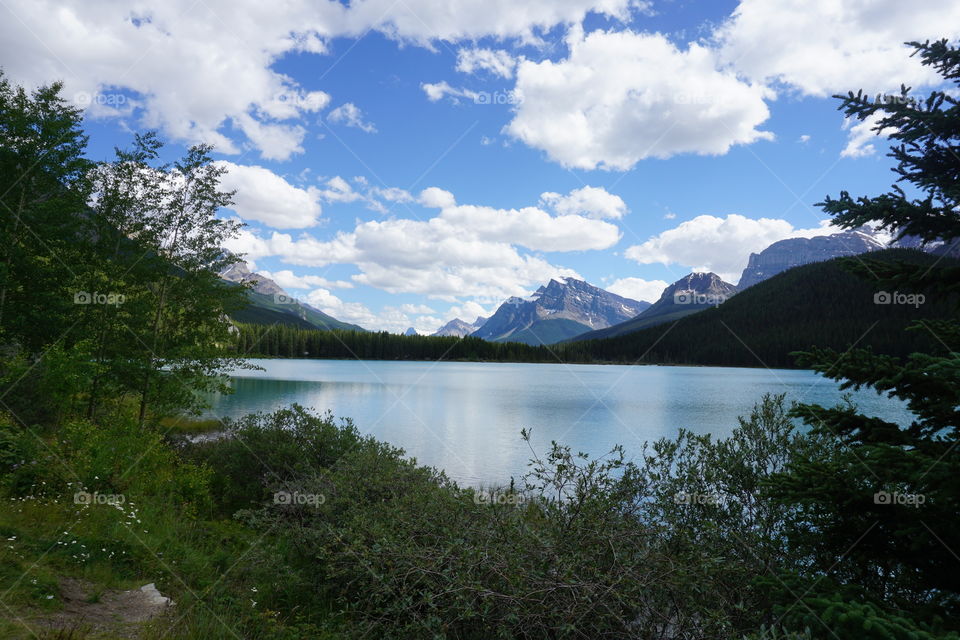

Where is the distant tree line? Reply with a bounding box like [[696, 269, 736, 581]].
[[234, 322, 579, 362]]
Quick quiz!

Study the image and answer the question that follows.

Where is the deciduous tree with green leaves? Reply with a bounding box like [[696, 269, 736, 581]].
[[0, 72, 251, 426]]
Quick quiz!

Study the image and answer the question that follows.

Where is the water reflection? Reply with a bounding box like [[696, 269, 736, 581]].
[[202, 360, 912, 486]]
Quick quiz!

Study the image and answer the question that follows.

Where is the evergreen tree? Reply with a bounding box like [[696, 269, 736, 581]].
[[765, 39, 960, 636]]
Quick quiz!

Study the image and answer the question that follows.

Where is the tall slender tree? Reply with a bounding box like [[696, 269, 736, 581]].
[[127, 143, 248, 423], [81, 132, 165, 417]]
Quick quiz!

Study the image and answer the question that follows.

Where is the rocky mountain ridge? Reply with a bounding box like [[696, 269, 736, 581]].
[[571, 272, 738, 341], [219, 257, 365, 332], [737, 230, 885, 289], [472, 277, 649, 345], [219, 260, 285, 297], [432, 317, 488, 337]]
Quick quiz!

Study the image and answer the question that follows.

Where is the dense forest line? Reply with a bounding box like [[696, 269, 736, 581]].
[[234, 322, 577, 362]]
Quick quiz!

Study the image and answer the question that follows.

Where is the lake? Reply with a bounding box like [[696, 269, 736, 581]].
[[202, 359, 912, 486]]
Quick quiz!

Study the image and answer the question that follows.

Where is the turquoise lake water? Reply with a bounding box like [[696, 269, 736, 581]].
[[203, 359, 911, 486]]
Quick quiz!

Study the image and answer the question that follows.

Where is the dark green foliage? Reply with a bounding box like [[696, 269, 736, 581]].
[[229, 300, 320, 329], [0, 72, 91, 353], [758, 575, 960, 640], [185, 405, 379, 515], [817, 41, 960, 246], [574, 303, 705, 340], [763, 39, 960, 637]]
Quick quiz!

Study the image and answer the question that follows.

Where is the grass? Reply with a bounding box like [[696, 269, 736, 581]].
[[0, 411, 339, 639], [0, 487, 283, 638]]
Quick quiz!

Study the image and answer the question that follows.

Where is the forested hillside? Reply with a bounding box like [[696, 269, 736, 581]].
[[570, 249, 958, 368], [231, 287, 366, 332]]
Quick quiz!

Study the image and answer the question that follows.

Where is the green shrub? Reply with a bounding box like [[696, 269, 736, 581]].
[[183, 404, 386, 515], [190, 395, 821, 638]]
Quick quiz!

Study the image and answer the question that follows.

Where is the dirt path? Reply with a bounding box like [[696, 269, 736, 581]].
[[35, 578, 174, 639]]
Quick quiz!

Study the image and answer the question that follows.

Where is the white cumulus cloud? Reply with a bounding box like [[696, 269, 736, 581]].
[[339, 0, 644, 43], [624, 214, 840, 282], [716, 0, 960, 97], [0, 0, 643, 160], [421, 81, 482, 104], [540, 186, 627, 219], [216, 162, 322, 229], [841, 112, 896, 158], [259, 270, 354, 290], [419, 187, 622, 252], [456, 48, 516, 78], [223, 185, 619, 301], [327, 102, 377, 133], [506, 28, 773, 170], [605, 277, 668, 303]]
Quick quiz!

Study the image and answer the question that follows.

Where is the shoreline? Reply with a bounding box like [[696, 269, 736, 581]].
[[233, 354, 810, 371]]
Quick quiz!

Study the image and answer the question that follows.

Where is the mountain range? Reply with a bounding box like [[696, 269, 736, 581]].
[[226, 224, 953, 344], [566, 248, 958, 368], [460, 226, 949, 346], [220, 259, 365, 332], [737, 230, 884, 289], [469, 277, 649, 346]]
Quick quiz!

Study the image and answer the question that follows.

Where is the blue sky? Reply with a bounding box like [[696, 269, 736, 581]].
[[3, 0, 957, 332]]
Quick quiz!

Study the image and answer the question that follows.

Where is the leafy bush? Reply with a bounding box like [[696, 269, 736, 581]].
[[190, 394, 823, 638], [183, 405, 391, 515]]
